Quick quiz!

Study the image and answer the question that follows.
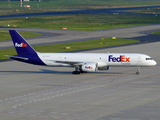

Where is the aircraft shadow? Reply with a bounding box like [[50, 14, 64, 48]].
[[0, 69, 124, 75], [0, 69, 71, 74]]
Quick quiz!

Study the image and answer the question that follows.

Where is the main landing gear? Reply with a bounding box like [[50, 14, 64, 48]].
[[72, 66, 80, 74], [72, 66, 87, 74], [136, 66, 141, 75]]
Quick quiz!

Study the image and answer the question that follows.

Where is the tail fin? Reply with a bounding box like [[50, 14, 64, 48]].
[[9, 30, 37, 55]]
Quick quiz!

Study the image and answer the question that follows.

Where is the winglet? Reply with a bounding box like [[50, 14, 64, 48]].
[[9, 30, 37, 55]]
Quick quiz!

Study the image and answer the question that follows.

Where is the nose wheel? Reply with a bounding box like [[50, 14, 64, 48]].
[[136, 66, 141, 75]]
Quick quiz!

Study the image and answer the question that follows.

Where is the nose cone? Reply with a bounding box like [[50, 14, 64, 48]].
[[152, 60, 157, 66], [149, 60, 157, 66], [146, 60, 157, 66]]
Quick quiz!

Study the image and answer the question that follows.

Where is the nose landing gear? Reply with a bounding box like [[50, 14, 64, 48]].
[[136, 66, 141, 75]]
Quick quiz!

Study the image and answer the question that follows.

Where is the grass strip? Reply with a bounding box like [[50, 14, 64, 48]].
[[152, 31, 160, 34], [1, 0, 160, 9], [0, 30, 42, 41], [0, 38, 138, 60], [1, 13, 160, 31]]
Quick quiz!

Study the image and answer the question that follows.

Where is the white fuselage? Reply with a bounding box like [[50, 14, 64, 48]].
[[37, 53, 157, 68]]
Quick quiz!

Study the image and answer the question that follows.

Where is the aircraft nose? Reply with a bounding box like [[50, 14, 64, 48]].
[[153, 60, 157, 66], [146, 60, 157, 66], [151, 60, 157, 66]]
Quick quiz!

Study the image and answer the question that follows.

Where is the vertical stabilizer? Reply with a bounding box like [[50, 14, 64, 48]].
[[9, 30, 36, 55]]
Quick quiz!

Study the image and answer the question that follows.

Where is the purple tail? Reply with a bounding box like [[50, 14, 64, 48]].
[[9, 30, 45, 66], [9, 30, 36, 55]]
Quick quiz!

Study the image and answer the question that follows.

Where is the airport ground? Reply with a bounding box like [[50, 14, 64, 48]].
[[0, 24, 160, 120]]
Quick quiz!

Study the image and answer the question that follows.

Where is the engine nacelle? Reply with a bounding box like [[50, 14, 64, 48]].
[[98, 66, 110, 70], [81, 63, 97, 72]]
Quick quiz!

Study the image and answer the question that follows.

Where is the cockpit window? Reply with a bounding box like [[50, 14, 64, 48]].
[[146, 58, 153, 60]]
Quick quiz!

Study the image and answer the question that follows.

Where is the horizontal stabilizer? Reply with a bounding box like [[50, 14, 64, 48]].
[[10, 56, 29, 60]]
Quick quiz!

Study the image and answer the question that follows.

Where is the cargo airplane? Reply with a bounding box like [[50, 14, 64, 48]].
[[8, 30, 157, 75]]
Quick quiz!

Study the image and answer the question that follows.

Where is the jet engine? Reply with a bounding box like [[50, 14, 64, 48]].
[[81, 63, 97, 72]]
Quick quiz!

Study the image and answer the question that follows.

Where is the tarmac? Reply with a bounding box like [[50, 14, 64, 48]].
[[1, 6, 160, 19]]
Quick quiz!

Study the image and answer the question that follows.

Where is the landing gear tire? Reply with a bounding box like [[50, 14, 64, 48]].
[[80, 70, 87, 73], [72, 71, 80, 74], [136, 66, 141, 75]]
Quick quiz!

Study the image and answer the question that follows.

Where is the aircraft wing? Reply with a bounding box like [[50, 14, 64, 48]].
[[54, 60, 86, 66]]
